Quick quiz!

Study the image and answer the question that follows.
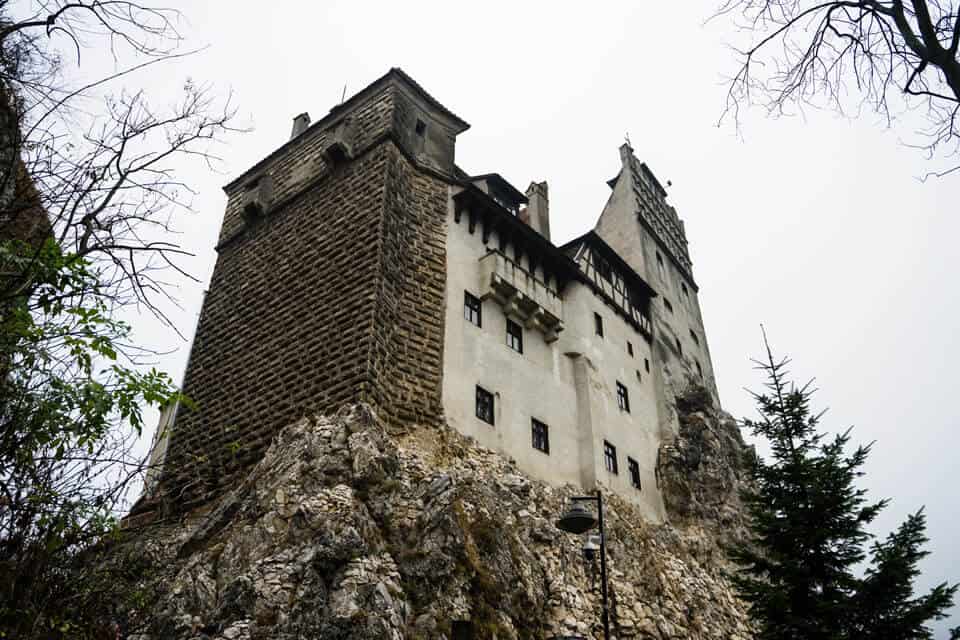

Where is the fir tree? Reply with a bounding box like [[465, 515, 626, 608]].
[[732, 335, 957, 639], [851, 510, 958, 639]]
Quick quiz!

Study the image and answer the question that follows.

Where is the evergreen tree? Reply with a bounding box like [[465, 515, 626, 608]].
[[732, 335, 957, 639], [852, 510, 958, 639]]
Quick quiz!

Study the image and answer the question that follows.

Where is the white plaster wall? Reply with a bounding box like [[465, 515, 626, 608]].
[[559, 285, 666, 522], [441, 189, 667, 521], [442, 196, 582, 491]]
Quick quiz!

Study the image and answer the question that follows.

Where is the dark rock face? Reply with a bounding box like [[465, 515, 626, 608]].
[[121, 404, 752, 640], [657, 387, 750, 542]]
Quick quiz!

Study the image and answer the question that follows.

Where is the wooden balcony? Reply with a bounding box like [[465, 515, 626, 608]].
[[479, 250, 564, 342]]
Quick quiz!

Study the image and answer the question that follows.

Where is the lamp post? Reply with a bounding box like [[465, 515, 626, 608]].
[[555, 489, 610, 640]]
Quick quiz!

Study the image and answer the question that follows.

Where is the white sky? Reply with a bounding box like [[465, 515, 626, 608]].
[[52, 0, 957, 632]]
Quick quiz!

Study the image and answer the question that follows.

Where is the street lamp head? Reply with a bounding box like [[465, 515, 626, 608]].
[[582, 533, 600, 561], [556, 501, 597, 534]]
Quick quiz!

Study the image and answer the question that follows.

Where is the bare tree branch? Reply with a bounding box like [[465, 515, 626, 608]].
[[717, 0, 960, 173]]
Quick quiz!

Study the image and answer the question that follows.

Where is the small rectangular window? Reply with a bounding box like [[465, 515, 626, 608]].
[[689, 329, 700, 346], [664, 298, 673, 313], [644, 358, 650, 373], [604, 440, 618, 475], [681, 282, 689, 299], [656, 252, 666, 279], [628, 457, 641, 490], [464, 291, 482, 327], [675, 337, 682, 354], [506, 319, 523, 354], [475, 386, 494, 425], [616, 381, 630, 413], [696, 359, 703, 378], [594, 312, 604, 338], [627, 341, 634, 357], [636, 370, 642, 383], [531, 418, 550, 454]]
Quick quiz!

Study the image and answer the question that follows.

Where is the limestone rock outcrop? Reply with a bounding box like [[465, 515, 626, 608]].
[[121, 401, 752, 639], [656, 387, 751, 544]]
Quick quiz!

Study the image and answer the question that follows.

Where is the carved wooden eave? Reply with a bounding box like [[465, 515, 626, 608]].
[[453, 185, 582, 342]]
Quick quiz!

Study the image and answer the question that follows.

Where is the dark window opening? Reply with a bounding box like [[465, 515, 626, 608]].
[[452, 621, 473, 640], [656, 252, 666, 279], [664, 298, 673, 313], [464, 291, 482, 327], [681, 282, 689, 299], [616, 381, 630, 413], [506, 319, 523, 354], [596, 256, 613, 282], [636, 370, 642, 383], [627, 341, 634, 357], [531, 419, 550, 454], [689, 329, 700, 346], [594, 312, 604, 337], [696, 360, 703, 378], [415, 118, 427, 136], [675, 337, 682, 354], [628, 457, 642, 490], [644, 358, 650, 373], [604, 441, 618, 475], [475, 386, 494, 425]]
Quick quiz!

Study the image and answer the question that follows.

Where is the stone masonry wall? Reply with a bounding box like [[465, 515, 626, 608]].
[[217, 86, 394, 245], [367, 144, 448, 427], [158, 130, 451, 513]]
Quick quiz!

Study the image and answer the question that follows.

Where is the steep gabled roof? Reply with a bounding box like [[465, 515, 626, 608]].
[[561, 230, 658, 301]]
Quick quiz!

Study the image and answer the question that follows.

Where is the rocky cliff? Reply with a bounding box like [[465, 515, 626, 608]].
[[119, 394, 752, 640]]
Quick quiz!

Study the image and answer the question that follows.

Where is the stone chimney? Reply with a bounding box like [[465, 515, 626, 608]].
[[290, 112, 311, 140], [525, 181, 550, 241]]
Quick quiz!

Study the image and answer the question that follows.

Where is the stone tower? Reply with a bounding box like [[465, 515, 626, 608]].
[[594, 144, 718, 411], [152, 69, 469, 511]]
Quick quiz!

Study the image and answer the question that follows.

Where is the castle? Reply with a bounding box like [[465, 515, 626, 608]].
[[144, 69, 717, 523]]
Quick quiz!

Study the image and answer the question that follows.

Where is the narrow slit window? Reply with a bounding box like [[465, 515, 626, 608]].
[[594, 312, 604, 338], [644, 358, 650, 373], [506, 319, 523, 354], [627, 341, 634, 357], [664, 298, 673, 313], [604, 440, 618, 475], [656, 252, 666, 279], [689, 329, 700, 346], [531, 418, 550, 454], [675, 337, 682, 354], [464, 291, 482, 327], [616, 381, 630, 413], [475, 386, 494, 425], [696, 360, 703, 378], [628, 457, 641, 490]]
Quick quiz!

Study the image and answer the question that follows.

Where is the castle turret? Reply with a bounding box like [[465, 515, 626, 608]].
[[594, 143, 718, 421]]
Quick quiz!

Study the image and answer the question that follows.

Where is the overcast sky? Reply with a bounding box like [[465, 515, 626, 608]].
[[63, 0, 957, 632]]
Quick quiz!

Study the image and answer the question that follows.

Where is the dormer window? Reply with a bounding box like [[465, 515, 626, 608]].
[[469, 174, 527, 217]]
